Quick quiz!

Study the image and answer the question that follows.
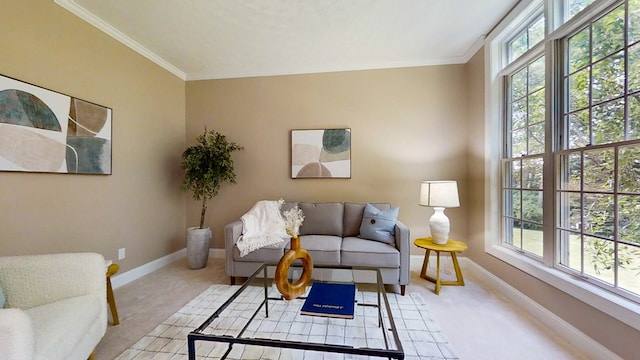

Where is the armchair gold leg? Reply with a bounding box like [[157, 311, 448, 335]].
[[88, 349, 96, 360], [106, 263, 120, 325]]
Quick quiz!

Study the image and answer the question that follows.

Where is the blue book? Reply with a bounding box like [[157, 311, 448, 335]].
[[300, 282, 356, 319]]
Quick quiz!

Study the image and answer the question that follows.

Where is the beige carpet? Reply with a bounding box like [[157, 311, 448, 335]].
[[114, 283, 457, 359], [96, 257, 589, 360]]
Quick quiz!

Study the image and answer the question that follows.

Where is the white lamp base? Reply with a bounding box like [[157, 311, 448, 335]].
[[429, 207, 450, 244]]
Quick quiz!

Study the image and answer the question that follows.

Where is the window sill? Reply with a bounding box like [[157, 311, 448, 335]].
[[486, 244, 640, 331]]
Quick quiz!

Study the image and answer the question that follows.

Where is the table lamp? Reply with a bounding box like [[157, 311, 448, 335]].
[[419, 180, 460, 244]]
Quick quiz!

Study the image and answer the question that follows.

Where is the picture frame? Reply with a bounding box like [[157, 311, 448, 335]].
[[0, 73, 112, 175], [291, 128, 351, 179]]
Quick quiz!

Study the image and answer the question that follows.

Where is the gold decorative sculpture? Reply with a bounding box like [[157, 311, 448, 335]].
[[275, 206, 313, 300], [275, 236, 313, 300]]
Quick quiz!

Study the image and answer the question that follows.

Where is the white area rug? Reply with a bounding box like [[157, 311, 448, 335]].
[[116, 284, 458, 360]]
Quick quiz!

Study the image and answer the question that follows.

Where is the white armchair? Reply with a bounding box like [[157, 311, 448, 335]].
[[0, 253, 107, 360]]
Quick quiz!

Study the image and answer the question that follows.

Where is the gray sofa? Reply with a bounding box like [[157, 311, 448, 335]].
[[225, 202, 410, 295]]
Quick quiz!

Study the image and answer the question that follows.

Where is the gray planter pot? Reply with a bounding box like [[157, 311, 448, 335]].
[[187, 227, 211, 269]]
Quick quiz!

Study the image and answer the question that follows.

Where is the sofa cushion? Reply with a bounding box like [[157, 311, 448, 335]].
[[26, 294, 102, 360], [359, 203, 399, 244], [233, 241, 287, 262], [341, 237, 400, 268], [343, 202, 391, 237], [287, 235, 341, 265], [298, 202, 344, 236]]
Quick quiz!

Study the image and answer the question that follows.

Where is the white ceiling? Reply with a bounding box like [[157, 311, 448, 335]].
[[54, 0, 517, 81]]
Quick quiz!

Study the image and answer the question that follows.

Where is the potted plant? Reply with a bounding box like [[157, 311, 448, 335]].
[[181, 127, 243, 269]]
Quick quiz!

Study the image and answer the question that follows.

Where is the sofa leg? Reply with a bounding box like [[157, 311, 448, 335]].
[[230, 276, 236, 285], [400, 285, 406, 296], [88, 349, 96, 360]]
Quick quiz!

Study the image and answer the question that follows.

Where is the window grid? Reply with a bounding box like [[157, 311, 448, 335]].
[[556, 141, 640, 298], [563, 4, 634, 149], [502, 155, 545, 257], [508, 13, 546, 64], [503, 52, 546, 258], [558, 1, 640, 300]]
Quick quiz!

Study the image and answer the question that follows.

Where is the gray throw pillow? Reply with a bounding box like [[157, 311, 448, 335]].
[[359, 203, 399, 244]]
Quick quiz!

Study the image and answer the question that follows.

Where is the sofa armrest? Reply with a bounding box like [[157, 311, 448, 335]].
[[225, 220, 244, 275], [394, 220, 411, 286], [0, 308, 34, 360], [0, 253, 106, 310], [225, 220, 244, 246]]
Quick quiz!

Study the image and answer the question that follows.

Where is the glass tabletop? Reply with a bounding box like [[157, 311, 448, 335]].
[[187, 263, 404, 360]]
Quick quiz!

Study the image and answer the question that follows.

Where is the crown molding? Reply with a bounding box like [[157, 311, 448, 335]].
[[463, 35, 487, 62], [185, 56, 473, 81], [54, 0, 186, 80]]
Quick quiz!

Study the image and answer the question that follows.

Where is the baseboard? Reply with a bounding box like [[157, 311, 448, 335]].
[[209, 248, 225, 259], [110, 248, 225, 289], [457, 257, 621, 360]]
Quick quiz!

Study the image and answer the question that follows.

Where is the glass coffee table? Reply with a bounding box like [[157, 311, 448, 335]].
[[187, 263, 404, 359]]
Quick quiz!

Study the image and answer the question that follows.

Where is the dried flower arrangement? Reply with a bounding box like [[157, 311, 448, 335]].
[[282, 206, 305, 238]]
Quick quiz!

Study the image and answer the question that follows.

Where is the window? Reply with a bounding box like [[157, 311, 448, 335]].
[[567, 0, 598, 19], [487, 0, 640, 330], [503, 55, 546, 258], [508, 14, 546, 63], [557, 2, 640, 299], [501, 5, 547, 259]]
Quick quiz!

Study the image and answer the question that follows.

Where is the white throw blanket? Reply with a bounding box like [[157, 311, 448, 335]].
[[236, 200, 288, 257]]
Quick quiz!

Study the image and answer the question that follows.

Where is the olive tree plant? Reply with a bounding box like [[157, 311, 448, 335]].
[[181, 128, 243, 229]]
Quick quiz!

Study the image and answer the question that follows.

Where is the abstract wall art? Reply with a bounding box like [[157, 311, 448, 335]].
[[0, 74, 112, 174], [291, 128, 351, 179]]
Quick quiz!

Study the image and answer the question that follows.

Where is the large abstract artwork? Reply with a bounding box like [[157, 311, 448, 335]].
[[0, 74, 112, 174], [291, 128, 351, 179]]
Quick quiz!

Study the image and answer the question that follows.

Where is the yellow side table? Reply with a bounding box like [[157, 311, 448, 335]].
[[106, 263, 120, 325], [414, 237, 467, 294]]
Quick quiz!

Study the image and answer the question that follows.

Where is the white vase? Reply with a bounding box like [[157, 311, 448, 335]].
[[187, 227, 211, 269], [429, 207, 450, 244]]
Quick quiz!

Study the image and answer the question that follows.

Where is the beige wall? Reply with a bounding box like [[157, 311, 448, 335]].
[[0, 0, 186, 272], [2, 1, 636, 357], [186, 67, 469, 250], [464, 48, 638, 359]]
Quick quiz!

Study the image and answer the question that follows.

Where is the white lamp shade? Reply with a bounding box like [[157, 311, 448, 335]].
[[419, 181, 460, 208]]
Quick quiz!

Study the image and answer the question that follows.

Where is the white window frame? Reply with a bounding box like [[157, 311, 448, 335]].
[[484, 0, 640, 331]]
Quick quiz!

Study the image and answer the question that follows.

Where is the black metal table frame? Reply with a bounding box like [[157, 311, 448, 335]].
[[187, 263, 404, 359]]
